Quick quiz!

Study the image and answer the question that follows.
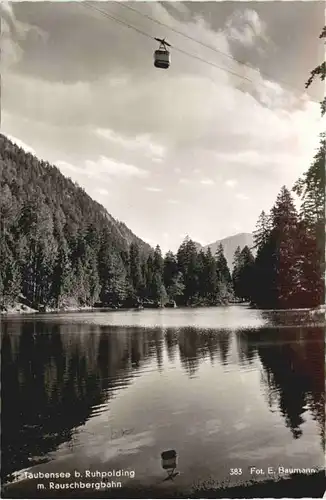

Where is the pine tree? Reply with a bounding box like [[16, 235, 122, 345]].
[[253, 210, 272, 251], [129, 242, 143, 299], [305, 25, 326, 116], [99, 251, 127, 306], [141, 246, 167, 306], [19, 198, 57, 306], [84, 245, 100, 305], [215, 244, 232, 302], [196, 250, 207, 303], [300, 28, 325, 306], [0, 134, 153, 310], [177, 237, 199, 305], [51, 237, 73, 308], [166, 272, 185, 303], [151, 271, 168, 306], [271, 186, 300, 308], [232, 246, 242, 299], [163, 251, 184, 303], [204, 247, 218, 303], [140, 258, 148, 300], [293, 134, 325, 307], [153, 245, 164, 275], [251, 235, 278, 308], [0, 239, 21, 308], [236, 246, 255, 301], [295, 220, 323, 307], [145, 254, 154, 300], [163, 251, 178, 291]]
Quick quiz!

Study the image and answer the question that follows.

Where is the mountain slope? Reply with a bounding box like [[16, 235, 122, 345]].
[[0, 133, 152, 309], [0, 134, 151, 254], [197, 233, 254, 269]]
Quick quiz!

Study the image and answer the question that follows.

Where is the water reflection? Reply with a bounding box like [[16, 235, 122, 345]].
[[1, 317, 324, 487], [238, 327, 325, 446]]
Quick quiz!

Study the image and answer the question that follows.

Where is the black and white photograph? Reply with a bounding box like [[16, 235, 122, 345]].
[[0, 0, 325, 498]]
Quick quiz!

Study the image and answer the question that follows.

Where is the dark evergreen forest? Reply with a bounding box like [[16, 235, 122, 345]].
[[1, 28, 325, 312], [0, 130, 324, 312]]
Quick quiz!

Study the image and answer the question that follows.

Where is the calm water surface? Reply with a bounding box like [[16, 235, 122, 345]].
[[1, 306, 325, 496]]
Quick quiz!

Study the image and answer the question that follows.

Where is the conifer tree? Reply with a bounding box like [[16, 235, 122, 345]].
[[204, 247, 218, 303], [129, 242, 143, 299], [145, 254, 154, 300], [251, 234, 278, 308], [163, 251, 184, 303], [0, 240, 21, 307], [163, 251, 178, 291], [196, 250, 207, 302], [292, 138, 325, 306], [153, 245, 164, 275], [215, 244, 233, 302], [305, 25, 326, 116], [237, 246, 255, 301], [232, 246, 242, 299], [177, 237, 199, 305], [272, 187, 300, 308], [253, 211, 272, 251], [99, 251, 127, 306], [252, 187, 300, 308], [51, 237, 73, 307]]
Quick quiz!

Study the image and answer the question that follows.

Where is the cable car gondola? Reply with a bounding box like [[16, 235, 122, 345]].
[[154, 38, 171, 69]]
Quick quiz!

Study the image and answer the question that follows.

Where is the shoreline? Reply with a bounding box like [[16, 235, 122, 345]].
[[0, 304, 96, 316], [1, 302, 325, 317], [0, 300, 240, 316]]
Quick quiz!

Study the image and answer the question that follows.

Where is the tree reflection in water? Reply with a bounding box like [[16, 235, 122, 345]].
[[237, 326, 325, 446], [1, 319, 324, 485]]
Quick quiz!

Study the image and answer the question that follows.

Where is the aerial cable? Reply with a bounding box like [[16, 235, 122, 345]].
[[113, 0, 316, 99], [81, 1, 318, 104], [81, 2, 258, 85]]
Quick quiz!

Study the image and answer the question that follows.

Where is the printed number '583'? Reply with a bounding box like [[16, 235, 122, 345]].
[[230, 468, 243, 475]]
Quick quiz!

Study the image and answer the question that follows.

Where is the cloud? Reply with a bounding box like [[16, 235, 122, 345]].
[[179, 178, 197, 185], [95, 128, 166, 161], [85, 156, 149, 179], [2, 1, 324, 254], [142, 236, 156, 247], [225, 179, 238, 188], [0, 1, 47, 70], [235, 193, 250, 201], [200, 178, 215, 186], [0, 2, 23, 68], [5, 65, 317, 163], [144, 187, 163, 192], [4, 133, 36, 155], [2, 2, 287, 139], [95, 188, 109, 196], [56, 160, 85, 176], [225, 9, 268, 48], [56, 157, 148, 180]]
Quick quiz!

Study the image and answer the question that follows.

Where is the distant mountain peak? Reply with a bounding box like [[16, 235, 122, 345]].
[[192, 232, 254, 268]]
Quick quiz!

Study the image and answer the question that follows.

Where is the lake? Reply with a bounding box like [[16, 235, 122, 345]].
[[1, 306, 325, 497]]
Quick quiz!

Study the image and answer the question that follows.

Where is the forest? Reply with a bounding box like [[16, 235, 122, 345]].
[[0, 129, 324, 312], [0, 28, 325, 312]]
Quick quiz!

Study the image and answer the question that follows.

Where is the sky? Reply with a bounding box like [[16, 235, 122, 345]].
[[1, 1, 325, 253]]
